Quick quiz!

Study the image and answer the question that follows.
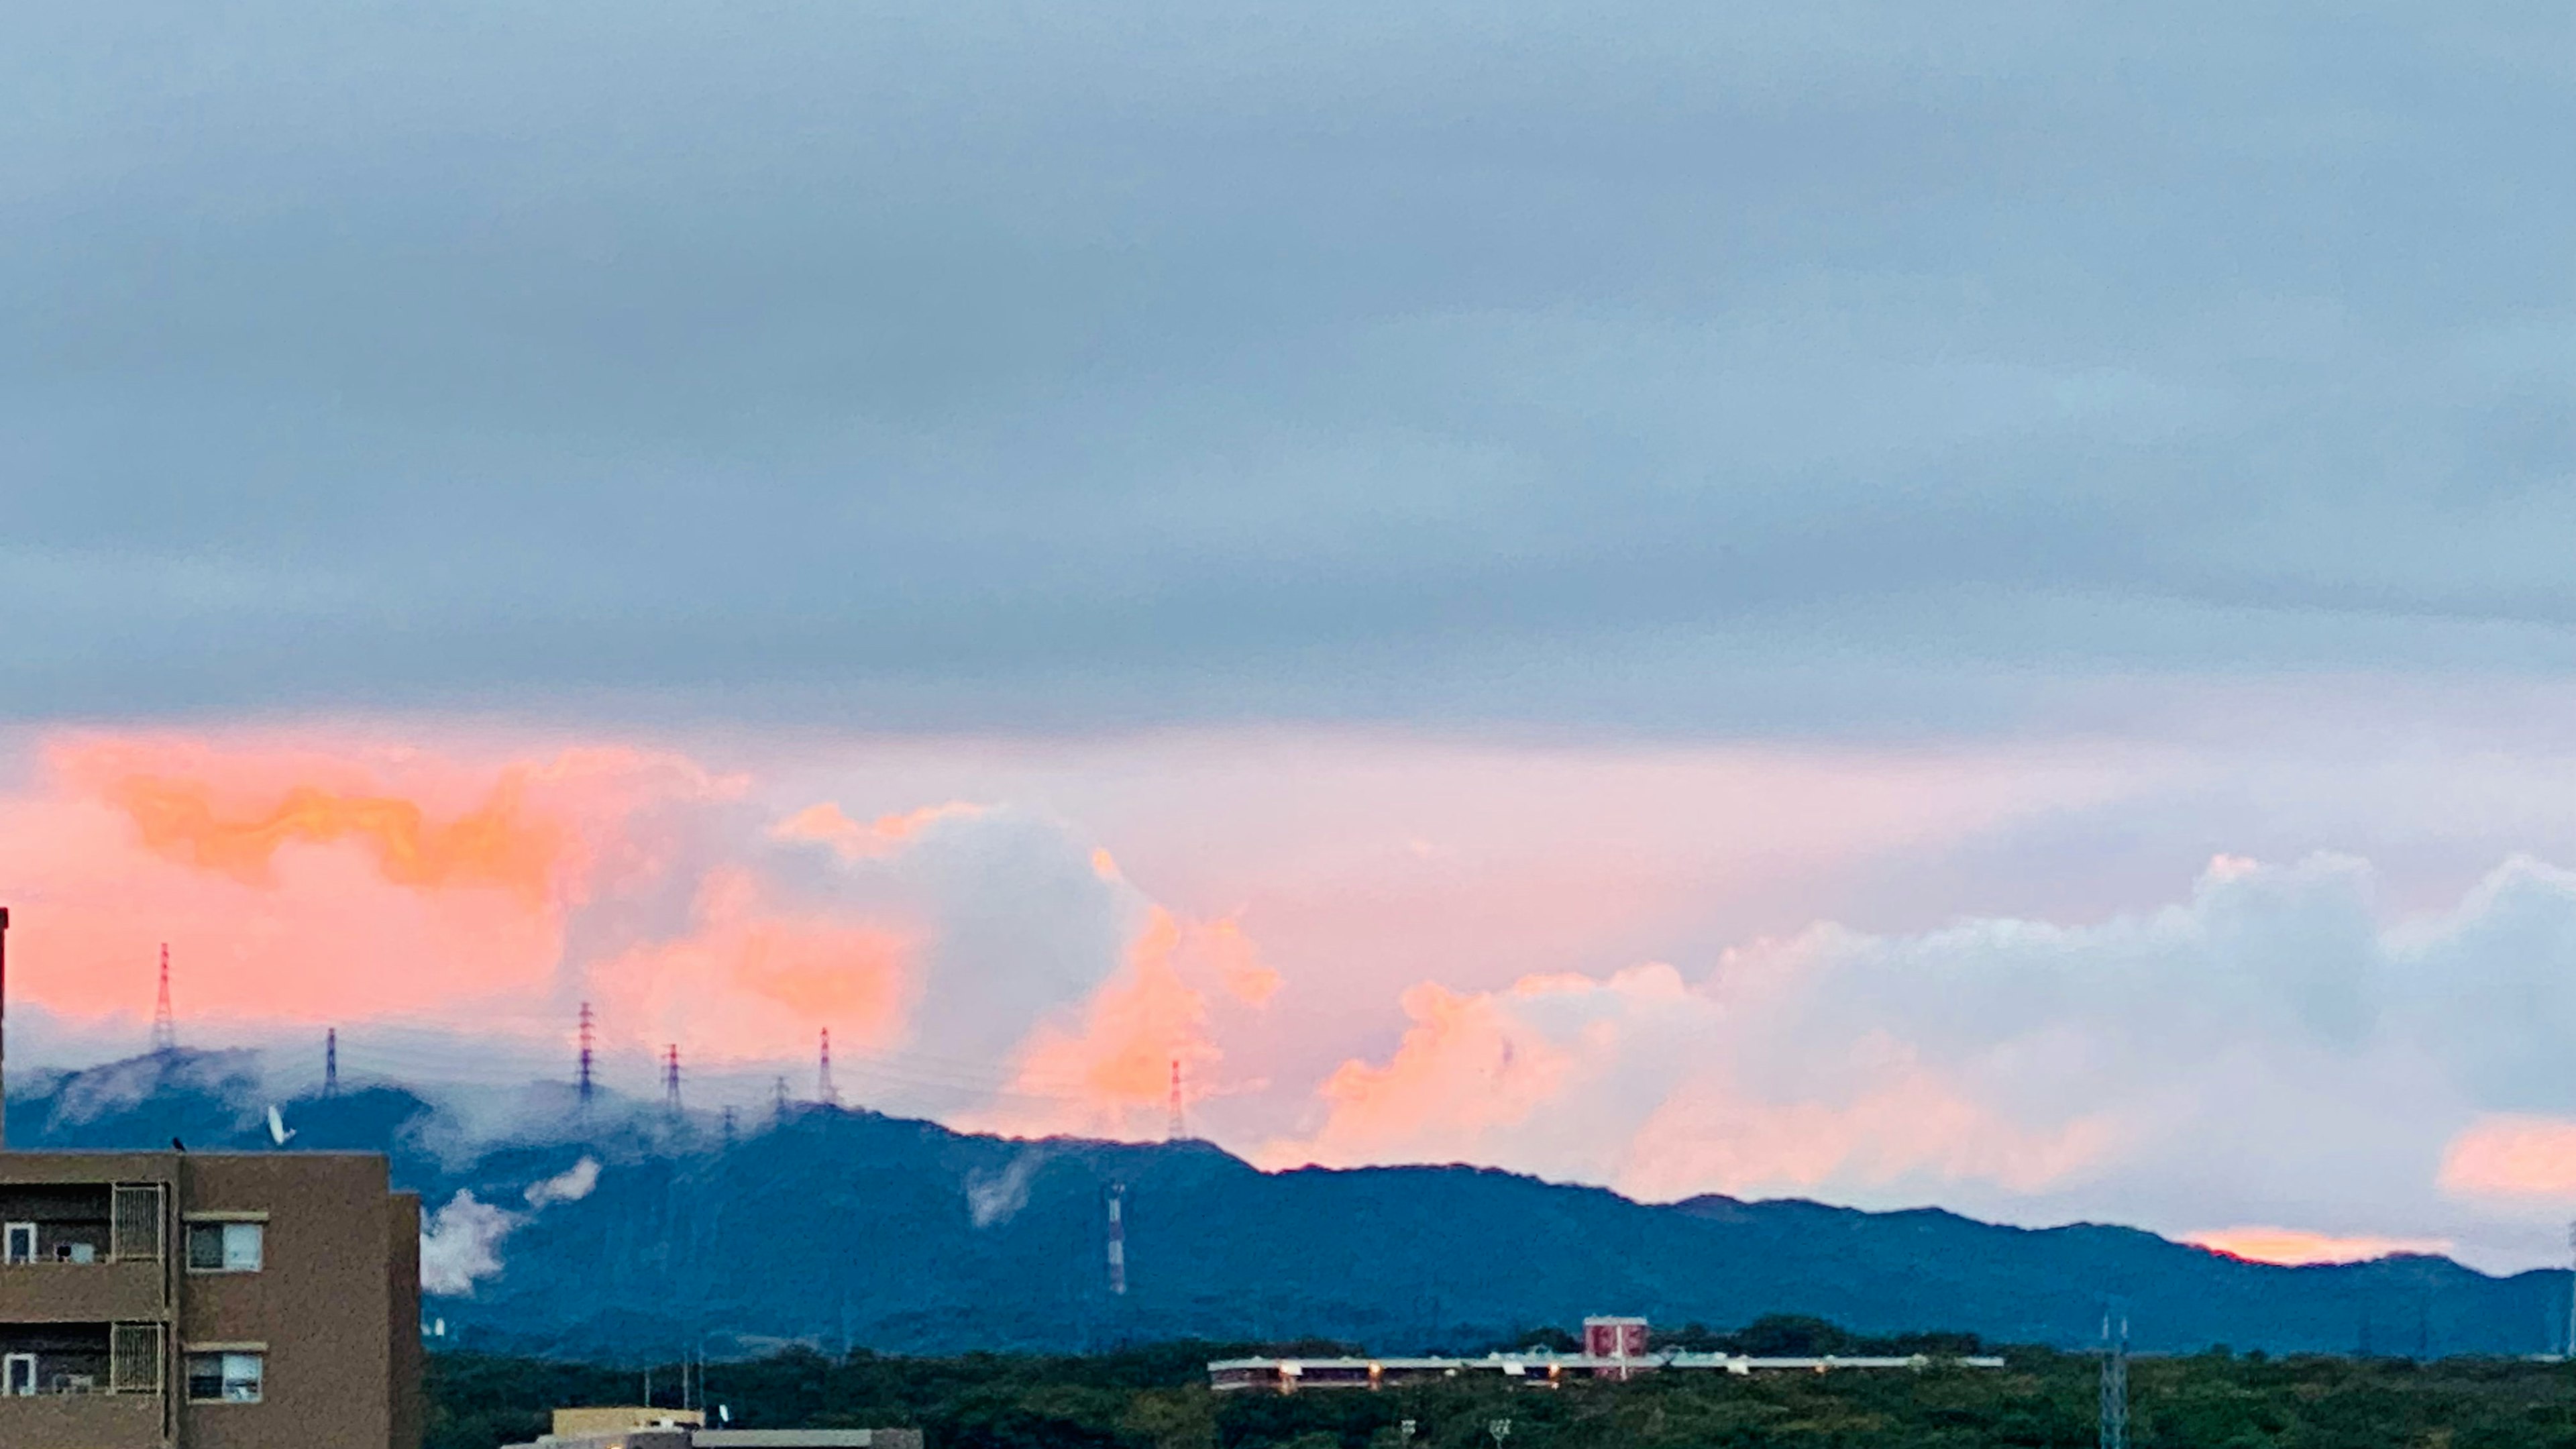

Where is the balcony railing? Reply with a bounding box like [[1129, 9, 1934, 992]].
[[1, 1185, 164, 1270], [0, 1326, 163, 1399]]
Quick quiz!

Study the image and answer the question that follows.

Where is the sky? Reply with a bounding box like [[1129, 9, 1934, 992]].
[[4, 3, 2575, 1271]]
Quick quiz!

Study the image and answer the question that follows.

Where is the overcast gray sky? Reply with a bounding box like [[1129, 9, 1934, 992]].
[[12, 4, 2576, 1275], [7, 3, 2569, 731]]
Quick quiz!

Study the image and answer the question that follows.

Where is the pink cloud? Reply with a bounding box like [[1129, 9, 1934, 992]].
[[1260, 963, 2114, 1202], [771, 800, 987, 859], [2438, 1116, 2576, 1199], [1620, 1053, 2120, 1200], [2185, 1227, 2453, 1266], [588, 867, 915, 1061], [965, 906, 1280, 1139]]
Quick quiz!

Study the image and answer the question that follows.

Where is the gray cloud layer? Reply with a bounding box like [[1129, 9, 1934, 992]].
[[5, 3, 2569, 729]]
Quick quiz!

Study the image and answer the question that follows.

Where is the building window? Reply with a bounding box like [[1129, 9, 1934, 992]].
[[3, 1222, 33, 1264], [185, 1222, 264, 1273], [184, 1351, 264, 1403]]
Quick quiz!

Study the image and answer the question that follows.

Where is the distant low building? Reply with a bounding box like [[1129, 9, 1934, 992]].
[[504, 1407, 922, 1449], [1210, 1317, 2006, 1393]]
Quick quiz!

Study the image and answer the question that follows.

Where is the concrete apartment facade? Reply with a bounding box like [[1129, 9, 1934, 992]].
[[0, 1149, 423, 1449]]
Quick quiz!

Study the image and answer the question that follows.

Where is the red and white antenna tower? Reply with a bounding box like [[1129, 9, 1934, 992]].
[[577, 1002, 596, 1106], [1105, 1183, 1128, 1297], [663, 1044, 682, 1116], [151, 944, 178, 1054], [1166, 1059, 1185, 1142], [818, 1026, 837, 1107]]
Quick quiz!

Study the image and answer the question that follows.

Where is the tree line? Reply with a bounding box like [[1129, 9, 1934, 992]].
[[428, 1320, 2576, 1449]]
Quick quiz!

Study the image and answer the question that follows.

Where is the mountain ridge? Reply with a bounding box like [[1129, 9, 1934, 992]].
[[6, 1049, 2562, 1360]]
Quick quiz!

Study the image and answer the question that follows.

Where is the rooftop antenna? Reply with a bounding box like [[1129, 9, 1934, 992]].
[[663, 1044, 682, 1117], [151, 943, 178, 1055], [324, 1028, 339, 1097], [2098, 1299, 2129, 1449], [1105, 1182, 1128, 1297], [817, 1027, 837, 1108], [576, 1002, 595, 1106], [1166, 1059, 1185, 1142]]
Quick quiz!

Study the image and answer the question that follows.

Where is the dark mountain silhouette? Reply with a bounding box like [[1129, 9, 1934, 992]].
[[9, 1050, 2565, 1360]]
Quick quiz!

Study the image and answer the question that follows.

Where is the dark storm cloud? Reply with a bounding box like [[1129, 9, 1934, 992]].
[[4, 3, 2569, 729]]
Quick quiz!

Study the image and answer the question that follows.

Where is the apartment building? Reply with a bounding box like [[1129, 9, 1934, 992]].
[[0, 1149, 423, 1448]]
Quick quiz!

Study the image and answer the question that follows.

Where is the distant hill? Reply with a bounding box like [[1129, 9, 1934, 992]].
[[9, 1050, 2566, 1360]]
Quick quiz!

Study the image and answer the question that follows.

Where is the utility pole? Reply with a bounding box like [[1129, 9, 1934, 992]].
[[1, 906, 11, 1150], [2099, 1301, 2129, 1449]]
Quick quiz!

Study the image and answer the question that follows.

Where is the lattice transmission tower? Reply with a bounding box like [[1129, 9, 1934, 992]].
[[151, 944, 178, 1054], [2099, 1301, 2129, 1449]]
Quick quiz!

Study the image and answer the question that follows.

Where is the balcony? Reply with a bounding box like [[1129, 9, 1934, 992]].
[[0, 1183, 167, 1322], [0, 1390, 167, 1449], [0, 1260, 168, 1322], [0, 1322, 164, 1446]]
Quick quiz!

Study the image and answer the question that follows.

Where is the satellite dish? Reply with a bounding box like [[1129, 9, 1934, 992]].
[[267, 1105, 297, 1146]]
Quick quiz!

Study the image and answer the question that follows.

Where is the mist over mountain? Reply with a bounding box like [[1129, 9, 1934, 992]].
[[10, 1050, 2567, 1361]]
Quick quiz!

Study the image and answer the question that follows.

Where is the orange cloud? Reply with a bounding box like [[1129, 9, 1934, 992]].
[[772, 800, 985, 859], [3, 735, 745, 1028], [1017, 908, 1213, 1104], [968, 907, 1279, 1138], [1262, 965, 2113, 1201], [2438, 1116, 2576, 1199], [2185, 1228, 2453, 1266], [590, 867, 913, 1059], [93, 771, 564, 903], [1295, 981, 1579, 1157]]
